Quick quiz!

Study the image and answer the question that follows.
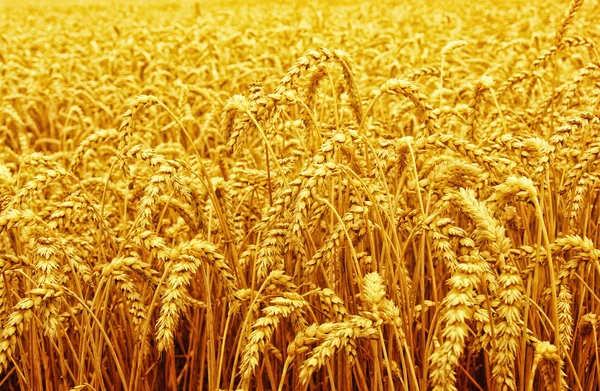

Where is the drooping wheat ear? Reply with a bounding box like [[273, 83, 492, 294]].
[[253, 178, 301, 233], [280, 321, 334, 389], [155, 242, 198, 352], [490, 264, 525, 391], [290, 163, 337, 240], [527, 138, 553, 181], [487, 175, 537, 216], [302, 65, 328, 137], [276, 48, 342, 96], [442, 188, 525, 390], [556, 275, 574, 361], [305, 195, 332, 233], [497, 68, 538, 98], [31, 231, 64, 338], [180, 157, 210, 221], [362, 273, 404, 330], [555, 0, 584, 44], [211, 176, 239, 244], [117, 95, 158, 150], [577, 312, 600, 384], [428, 251, 488, 391], [128, 152, 195, 261], [568, 174, 591, 233], [238, 292, 307, 387], [0, 208, 39, 233], [531, 64, 599, 130], [478, 132, 521, 158], [306, 127, 360, 168], [227, 48, 360, 153], [255, 222, 287, 281], [226, 88, 289, 154], [155, 194, 200, 232], [113, 271, 148, 327], [101, 252, 159, 286], [221, 94, 251, 152], [422, 132, 513, 178], [560, 142, 600, 195], [303, 190, 369, 278], [237, 244, 256, 271], [372, 136, 411, 181], [445, 187, 513, 263], [560, 34, 596, 54], [499, 34, 594, 98], [331, 49, 363, 125], [7, 153, 70, 210], [466, 75, 493, 143], [263, 270, 298, 295], [558, 62, 600, 112], [131, 229, 171, 264], [314, 288, 349, 323], [498, 39, 567, 98], [471, 294, 496, 356], [0, 287, 63, 374], [298, 315, 379, 385], [70, 128, 119, 173], [198, 239, 240, 299], [553, 235, 600, 354], [57, 299, 88, 333], [230, 157, 293, 191], [427, 216, 467, 270], [385, 360, 402, 381], [0, 164, 13, 206], [361, 272, 387, 311], [101, 254, 159, 288], [297, 272, 402, 385], [0, 258, 11, 326], [128, 148, 192, 230], [375, 78, 440, 135], [156, 236, 238, 352], [553, 235, 600, 267], [420, 159, 485, 198], [406, 65, 441, 81], [287, 322, 335, 359], [44, 190, 92, 230], [0, 298, 34, 374]]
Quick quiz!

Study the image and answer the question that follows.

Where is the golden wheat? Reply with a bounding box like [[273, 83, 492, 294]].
[[1, 0, 600, 389]]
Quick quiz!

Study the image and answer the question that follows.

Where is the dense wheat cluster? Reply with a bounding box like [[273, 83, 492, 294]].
[[1, 0, 600, 389]]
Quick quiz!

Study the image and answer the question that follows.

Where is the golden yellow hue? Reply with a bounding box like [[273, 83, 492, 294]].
[[1, 0, 599, 390]]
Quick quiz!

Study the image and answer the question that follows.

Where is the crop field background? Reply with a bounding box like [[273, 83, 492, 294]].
[[1, 0, 600, 390]]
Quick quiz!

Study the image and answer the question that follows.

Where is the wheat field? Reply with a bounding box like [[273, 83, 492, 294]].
[[1, 0, 600, 390]]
